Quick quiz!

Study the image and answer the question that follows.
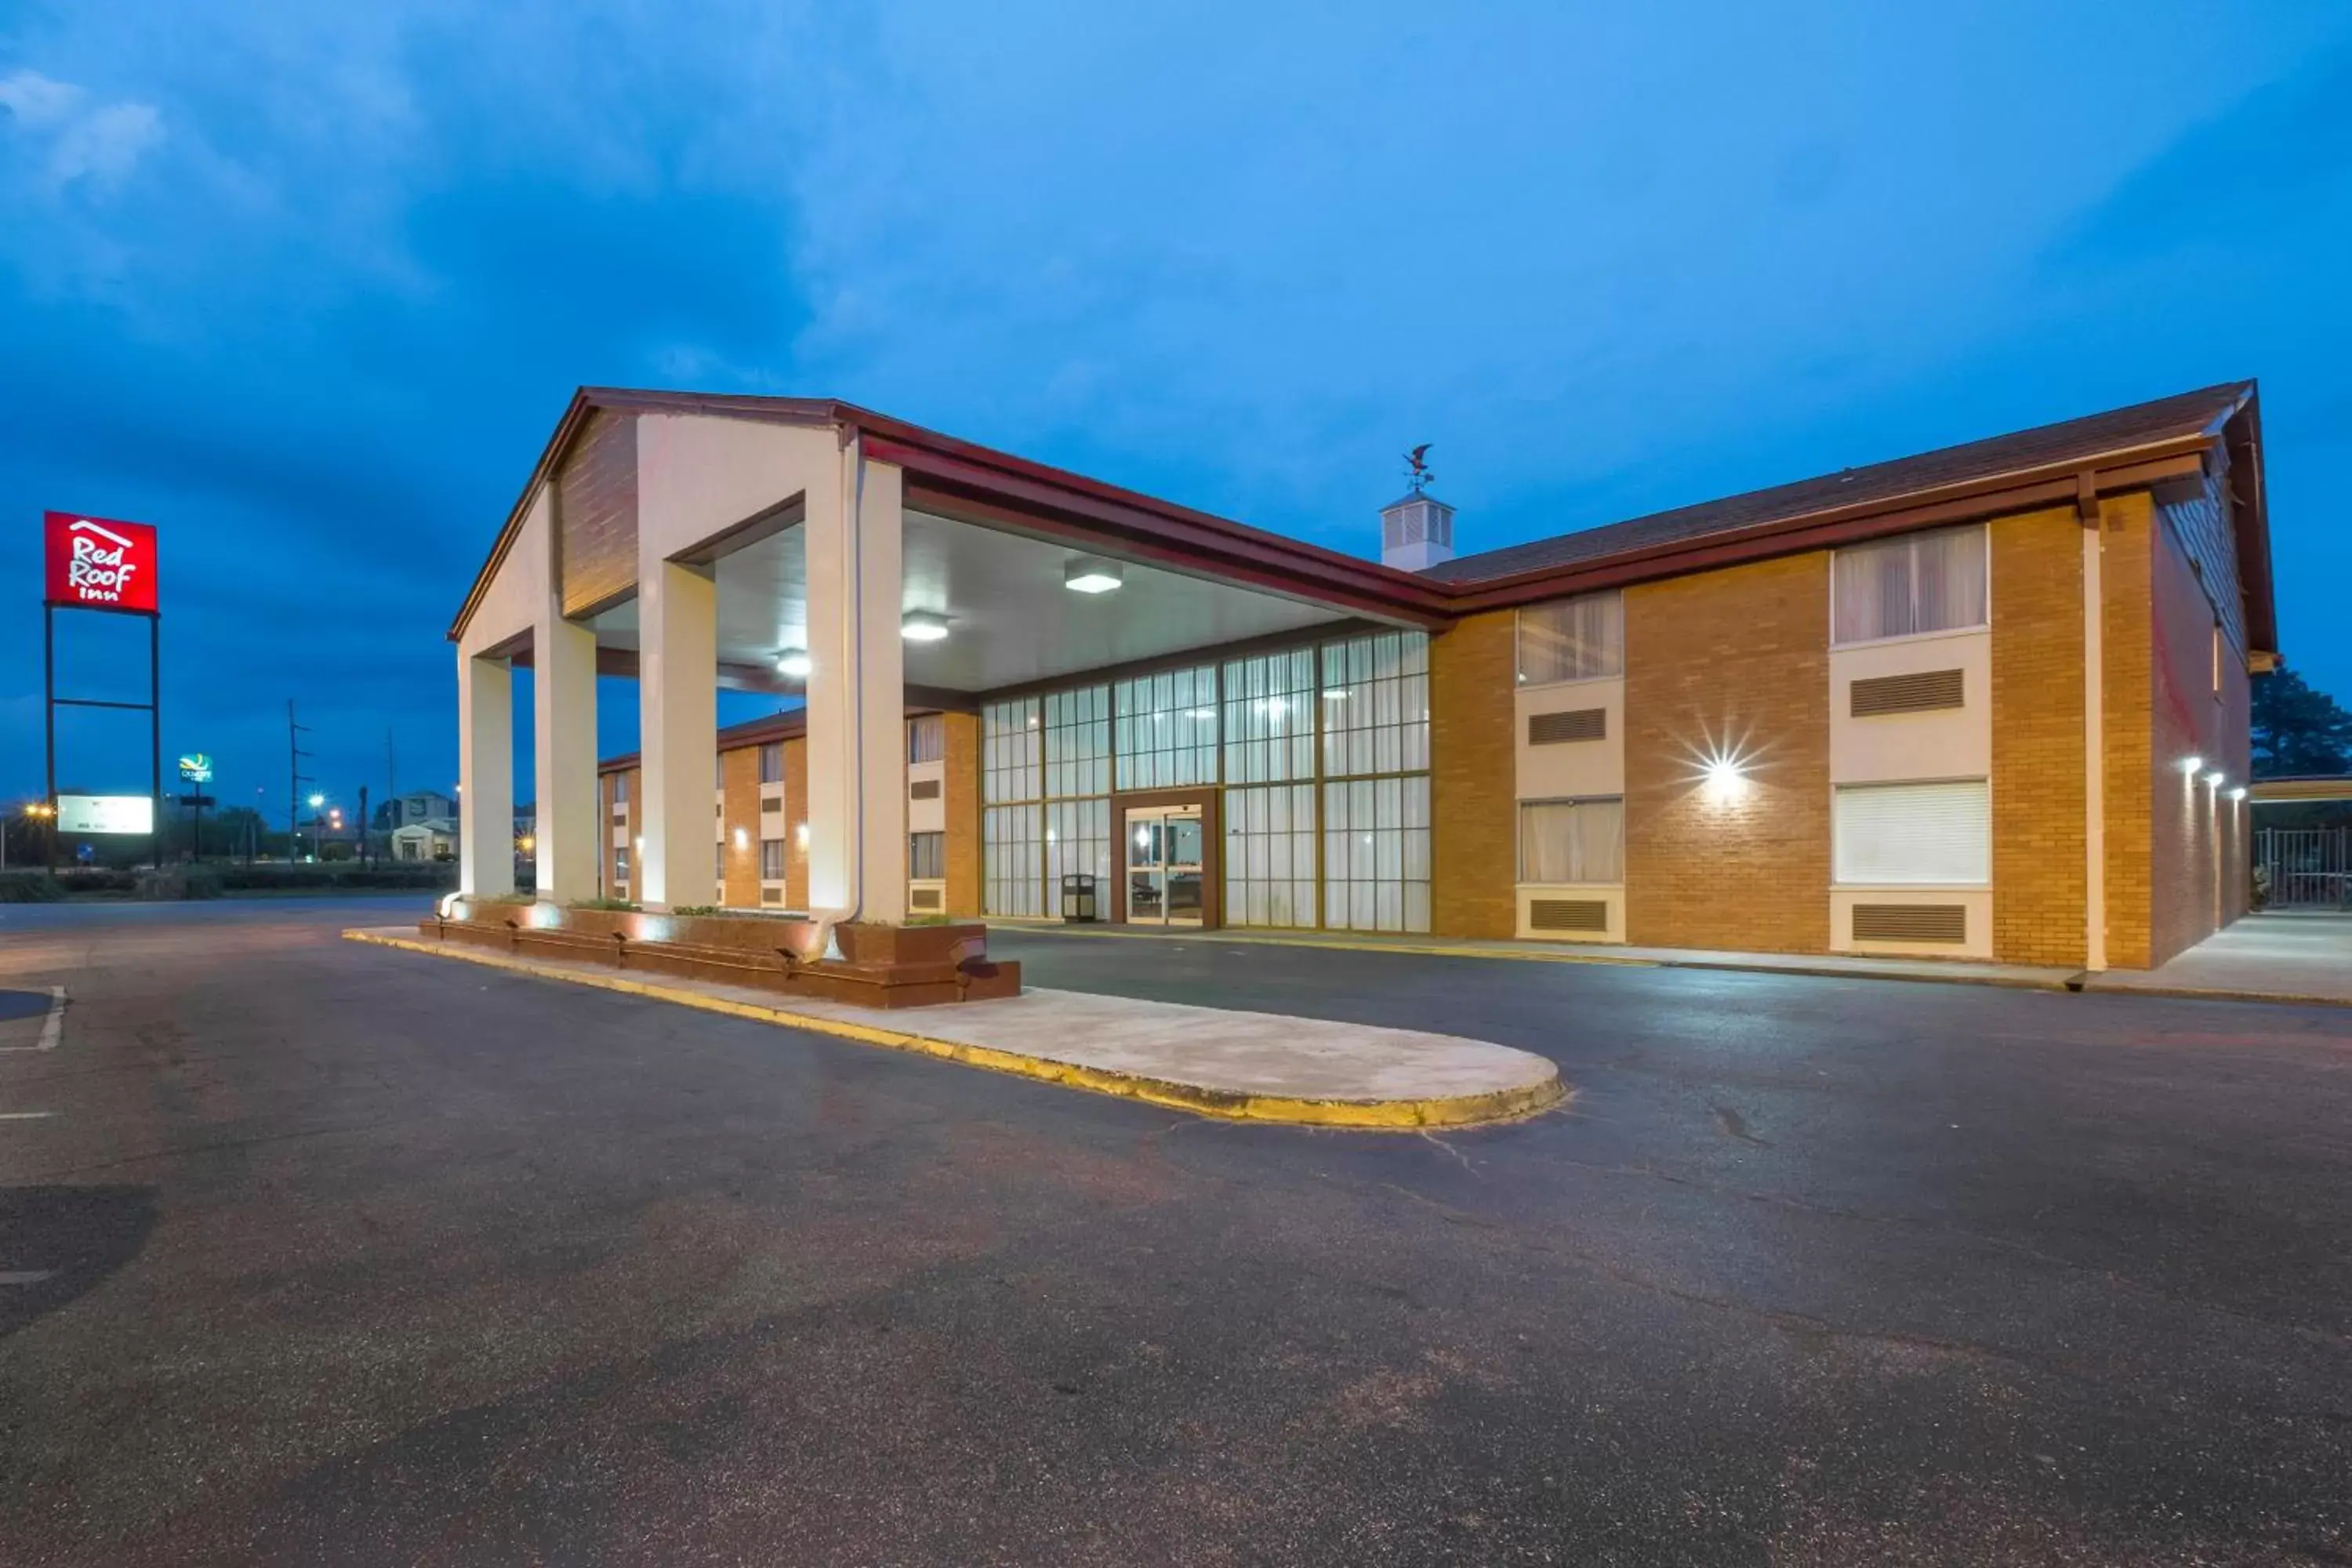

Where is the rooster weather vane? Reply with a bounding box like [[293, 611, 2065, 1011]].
[[1404, 443, 1434, 495]]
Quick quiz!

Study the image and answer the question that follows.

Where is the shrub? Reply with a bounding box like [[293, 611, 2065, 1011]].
[[0, 869, 64, 903], [134, 866, 223, 901]]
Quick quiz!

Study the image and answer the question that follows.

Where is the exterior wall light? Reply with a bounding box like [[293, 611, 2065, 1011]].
[[794, 822, 810, 848], [732, 827, 749, 849], [775, 648, 811, 677], [2180, 755, 2204, 775], [901, 612, 951, 642], [2203, 771, 2225, 789], [2228, 786, 2248, 801], [1064, 557, 1123, 594], [1702, 756, 1749, 804]]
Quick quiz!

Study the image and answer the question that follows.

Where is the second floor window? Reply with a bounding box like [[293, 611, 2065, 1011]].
[[1518, 591, 1623, 684], [1831, 524, 1987, 646], [908, 715, 945, 764], [757, 743, 784, 784]]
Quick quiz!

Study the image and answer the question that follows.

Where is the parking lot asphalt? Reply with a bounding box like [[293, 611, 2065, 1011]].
[[1, 898, 2348, 1565]]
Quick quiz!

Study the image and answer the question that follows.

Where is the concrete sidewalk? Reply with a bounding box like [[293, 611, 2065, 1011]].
[[2083, 912, 2352, 1007], [343, 928, 1565, 1129], [989, 919, 2082, 992]]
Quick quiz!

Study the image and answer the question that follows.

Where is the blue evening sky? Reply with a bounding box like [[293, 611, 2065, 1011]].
[[3, 2, 2348, 820]]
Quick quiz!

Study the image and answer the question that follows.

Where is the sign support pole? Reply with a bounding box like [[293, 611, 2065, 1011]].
[[42, 604, 56, 874], [150, 612, 163, 869]]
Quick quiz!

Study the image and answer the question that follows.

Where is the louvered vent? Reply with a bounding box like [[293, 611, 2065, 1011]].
[[760, 887, 783, 906], [760, 789, 784, 809], [1851, 903, 1966, 943], [1527, 708, 1607, 746], [909, 885, 944, 913], [1850, 668, 1964, 717], [1527, 898, 1610, 933], [909, 779, 942, 800]]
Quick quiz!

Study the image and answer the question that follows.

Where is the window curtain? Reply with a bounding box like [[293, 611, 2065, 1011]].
[[1518, 592, 1624, 684], [1517, 798, 1624, 884], [1832, 525, 1986, 644]]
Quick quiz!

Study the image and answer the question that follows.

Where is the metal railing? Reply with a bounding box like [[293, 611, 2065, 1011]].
[[2256, 828, 2352, 910]]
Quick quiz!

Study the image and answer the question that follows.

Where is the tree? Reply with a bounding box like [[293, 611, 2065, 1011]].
[[2252, 666, 2352, 778]]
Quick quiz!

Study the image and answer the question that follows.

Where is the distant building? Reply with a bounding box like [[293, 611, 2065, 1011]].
[[391, 790, 457, 831], [391, 820, 457, 862]]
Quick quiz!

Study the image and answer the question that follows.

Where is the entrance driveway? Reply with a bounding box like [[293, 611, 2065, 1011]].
[[2, 900, 2350, 1564], [2087, 910, 2352, 1005]]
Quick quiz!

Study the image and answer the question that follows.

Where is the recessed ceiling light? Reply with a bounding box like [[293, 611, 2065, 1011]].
[[901, 612, 950, 642], [1064, 557, 1124, 594], [775, 648, 811, 677]]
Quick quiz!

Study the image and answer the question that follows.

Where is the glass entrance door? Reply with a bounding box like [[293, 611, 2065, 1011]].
[[1123, 804, 1206, 927]]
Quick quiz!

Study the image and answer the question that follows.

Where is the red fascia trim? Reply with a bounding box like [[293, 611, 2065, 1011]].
[[1441, 444, 2216, 612], [877, 443, 1454, 628]]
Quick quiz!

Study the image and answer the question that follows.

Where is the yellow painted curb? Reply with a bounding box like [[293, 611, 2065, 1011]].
[[343, 929, 1566, 1131], [982, 920, 1661, 967]]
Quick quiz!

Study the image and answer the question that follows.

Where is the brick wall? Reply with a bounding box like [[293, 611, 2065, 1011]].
[[943, 712, 983, 918], [2147, 508, 2248, 964], [2100, 494, 2155, 969], [719, 744, 758, 907], [1988, 506, 2088, 966], [784, 738, 809, 913], [1624, 553, 1830, 954], [1429, 610, 1519, 938]]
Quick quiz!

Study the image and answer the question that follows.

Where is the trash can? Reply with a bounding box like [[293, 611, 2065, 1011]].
[[1060, 872, 1098, 923]]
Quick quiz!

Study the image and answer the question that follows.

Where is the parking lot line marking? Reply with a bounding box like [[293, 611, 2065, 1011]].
[[0, 1111, 56, 1120], [0, 1270, 55, 1286], [0, 987, 67, 1054]]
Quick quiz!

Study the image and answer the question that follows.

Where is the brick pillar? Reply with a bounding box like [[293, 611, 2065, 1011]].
[[1429, 610, 1518, 939], [943, 711, 984, 918], [1989, 505, 2088, 967]]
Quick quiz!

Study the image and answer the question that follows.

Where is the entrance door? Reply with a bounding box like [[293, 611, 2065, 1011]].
[[1123, 804, 1206, 927]]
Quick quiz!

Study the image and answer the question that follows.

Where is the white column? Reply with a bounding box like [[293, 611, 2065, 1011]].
[[533, 610, 599, 904], [805, 441, 908, 925], [637, 557, 717, 911], [458, 650, 514, 898]]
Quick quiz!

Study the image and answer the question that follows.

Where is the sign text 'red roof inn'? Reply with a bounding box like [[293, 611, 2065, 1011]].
[[44, 511, 159, 614]]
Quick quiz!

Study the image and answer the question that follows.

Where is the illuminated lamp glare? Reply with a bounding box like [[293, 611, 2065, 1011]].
[[775, 648, 812, 678], [1063, 557, 1124, 594], [2203, 771, 2225, 788], [2180, 755, 2204, 775], [901, 612, 951, 642], [2227, 786, 2247, 801]]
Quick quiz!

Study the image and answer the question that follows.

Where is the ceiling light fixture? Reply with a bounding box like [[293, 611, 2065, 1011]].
[[901, 612, 951, 642], [1064, 557, 1124, 594], [2228, 786, 2248, 801], [2203, 771, 2225, 788], [775, 648, 812, 678], [2180, 755, 2204, 775]]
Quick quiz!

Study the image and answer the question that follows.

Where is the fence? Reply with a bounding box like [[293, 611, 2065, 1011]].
[[2256, 828, 2352, 910]]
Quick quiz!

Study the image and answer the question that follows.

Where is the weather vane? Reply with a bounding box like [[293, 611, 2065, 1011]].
[[1404, 443, 1433, 495]]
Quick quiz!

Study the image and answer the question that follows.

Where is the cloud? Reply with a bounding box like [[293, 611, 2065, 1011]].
[[0, 69, 164, 189]]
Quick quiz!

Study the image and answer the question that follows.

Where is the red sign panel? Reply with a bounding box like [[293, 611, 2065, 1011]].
[[45, 511, 159, 613]]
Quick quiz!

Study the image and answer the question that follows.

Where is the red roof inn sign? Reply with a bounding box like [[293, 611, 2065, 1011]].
[[45, 510, 159, 613]]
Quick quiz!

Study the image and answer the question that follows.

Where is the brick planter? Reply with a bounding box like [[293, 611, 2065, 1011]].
[[419, 899, 1018, 1008]]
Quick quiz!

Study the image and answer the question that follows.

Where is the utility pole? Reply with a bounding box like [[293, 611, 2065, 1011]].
[[288, 701, 313, 863], [358, 784, 371, 868]]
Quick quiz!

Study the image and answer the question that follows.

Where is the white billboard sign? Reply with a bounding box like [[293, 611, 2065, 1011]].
[[56, 793, 154, 835]]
